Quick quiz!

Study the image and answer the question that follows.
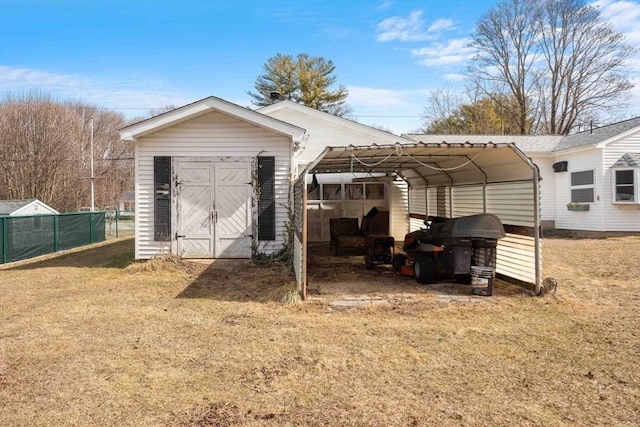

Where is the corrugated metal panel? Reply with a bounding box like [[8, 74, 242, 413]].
[[496, 234, 537, 284], [135, 110, 292, 259], [451, 185, 484, 217], [487, 182, 535, 227], [409, 186, 426, 216], [390, 181, 409, 241], [409, 218, 424, 232]]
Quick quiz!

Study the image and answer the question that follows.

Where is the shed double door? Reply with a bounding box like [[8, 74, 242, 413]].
[[176, 159, 252, 258]]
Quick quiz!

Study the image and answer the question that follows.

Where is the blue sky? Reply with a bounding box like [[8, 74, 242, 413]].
[[1, 0, 639, 134]]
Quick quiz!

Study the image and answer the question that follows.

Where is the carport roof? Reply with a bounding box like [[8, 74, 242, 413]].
[[305, 142, 539, 187]]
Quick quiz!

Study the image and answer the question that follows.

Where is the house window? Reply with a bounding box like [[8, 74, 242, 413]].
[[570, 170, 594, 203], [613, 169, 636, 203]]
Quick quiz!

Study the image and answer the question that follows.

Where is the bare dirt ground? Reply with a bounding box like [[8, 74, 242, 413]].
[[1, 235, 639, 426]]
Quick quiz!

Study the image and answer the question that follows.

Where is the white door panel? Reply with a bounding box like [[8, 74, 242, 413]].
[[176, 159, 252, 259], [215, 162, 252, 258]]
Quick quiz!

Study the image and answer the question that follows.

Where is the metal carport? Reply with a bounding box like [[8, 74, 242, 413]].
[[292, 141, 542, 299]]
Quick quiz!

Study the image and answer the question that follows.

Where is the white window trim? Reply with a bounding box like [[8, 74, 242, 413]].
[[611, 167, 639, 204], [570, 169, 595, 203]]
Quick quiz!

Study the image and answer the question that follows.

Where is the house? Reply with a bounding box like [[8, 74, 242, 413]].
[[121, 96, 544, 295], [406, 116, 640, 233], [116, 191, 135, 212], [0, 199, 59, 216]]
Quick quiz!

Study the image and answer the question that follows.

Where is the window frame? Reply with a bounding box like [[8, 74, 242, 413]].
[[612, 168, 639, 204], [570, 169, 595, 204]]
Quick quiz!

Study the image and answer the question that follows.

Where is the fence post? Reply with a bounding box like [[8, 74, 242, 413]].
[[1, 217, 6, 264], [53, 214, 58, 253], [89, 212, 94, 244], [116, 210, 120, 238]]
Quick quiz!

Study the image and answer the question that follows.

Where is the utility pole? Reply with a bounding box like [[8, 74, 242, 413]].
[[90, 116, 95, 212]]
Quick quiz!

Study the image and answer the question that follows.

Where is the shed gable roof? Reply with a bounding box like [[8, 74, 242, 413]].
[[120, 96, 306, 142], [0, 199, 35, 215], [0, 199, 58, 216]]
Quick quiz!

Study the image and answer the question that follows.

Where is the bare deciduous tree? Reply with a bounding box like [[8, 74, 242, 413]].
[[0, 92, 132, 212], [467, 0, 635, 135], [535, 0, 635, 134]]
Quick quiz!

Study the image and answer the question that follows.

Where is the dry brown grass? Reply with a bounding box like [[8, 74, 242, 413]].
[[1, 235, 639, 426]]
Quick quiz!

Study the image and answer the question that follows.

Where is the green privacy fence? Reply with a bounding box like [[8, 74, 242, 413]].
[[0, 211, 106, 264]]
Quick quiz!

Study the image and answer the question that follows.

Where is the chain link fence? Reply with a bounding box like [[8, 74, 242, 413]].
[[1, 211, 109, 264]]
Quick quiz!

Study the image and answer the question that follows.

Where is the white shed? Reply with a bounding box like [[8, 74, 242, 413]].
[[120, 97, 305, 260], [0, 199, 59, 216]]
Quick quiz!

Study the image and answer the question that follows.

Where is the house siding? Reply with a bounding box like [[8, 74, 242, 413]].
[[135, 111, 292, 259], [601, 131, 640, 231], [554, 148, 603, 231]]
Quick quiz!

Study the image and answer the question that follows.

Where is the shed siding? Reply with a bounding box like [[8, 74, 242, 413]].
[[601, 132, 640, 231], [135, 111, 292, 259]]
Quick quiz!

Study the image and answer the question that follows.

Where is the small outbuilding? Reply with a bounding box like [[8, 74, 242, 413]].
[[0, 199, 59, 216], [121, 96, 545, 297]]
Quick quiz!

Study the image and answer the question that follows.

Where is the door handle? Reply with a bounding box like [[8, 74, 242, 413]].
[[211, 210, 217, 223]]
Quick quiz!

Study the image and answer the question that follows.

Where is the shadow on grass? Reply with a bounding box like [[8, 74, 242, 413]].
[[3, 238, 135, 270], [176, 258, 296, 303]]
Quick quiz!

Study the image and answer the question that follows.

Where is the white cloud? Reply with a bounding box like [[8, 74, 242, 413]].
[[442, 73, 466, 81], [411, 38, 475, 67], [591, 0, 640, 43], [377, 10, 430, 42], [0, 66, 191, 116], [347, 86, 415, 108], [376, 11, 458, 43], [376, 0, 393, 10], [427, 18, 455, 33]]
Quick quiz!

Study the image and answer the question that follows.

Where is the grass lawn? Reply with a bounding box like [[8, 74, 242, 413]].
[[1, 236, 639, 426]]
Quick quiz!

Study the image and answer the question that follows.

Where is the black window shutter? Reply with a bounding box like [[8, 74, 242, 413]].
[[258, 156, 276, 241], [154, 156, 171, 241]]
